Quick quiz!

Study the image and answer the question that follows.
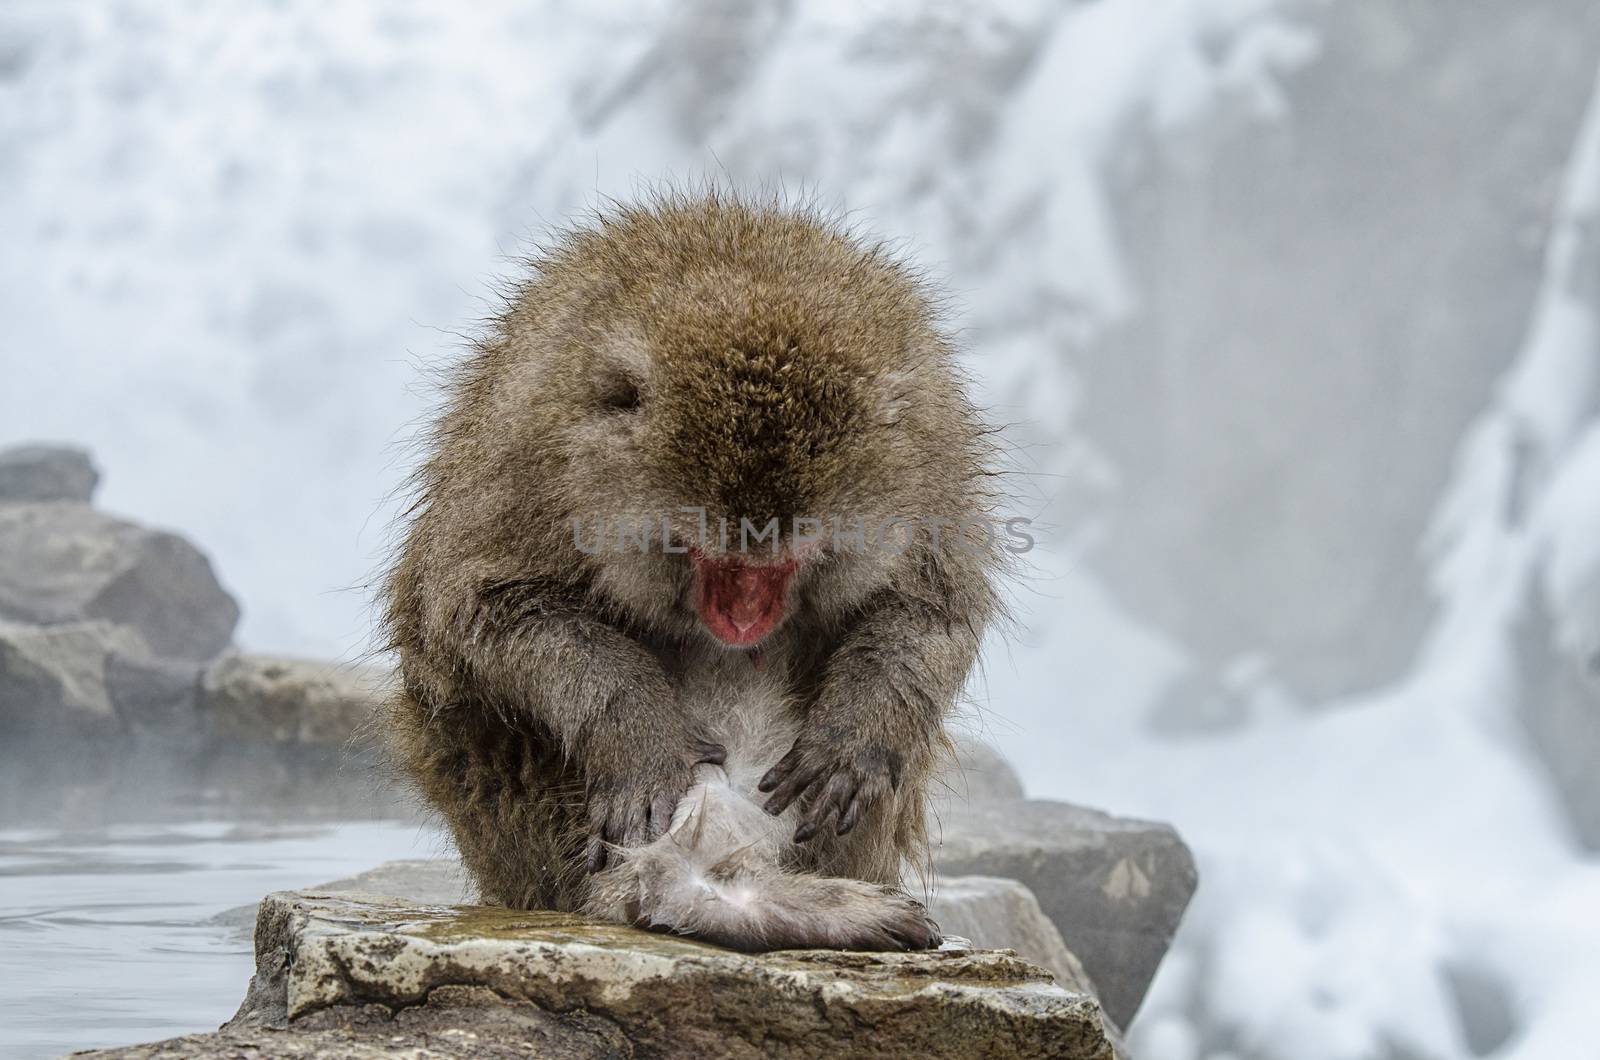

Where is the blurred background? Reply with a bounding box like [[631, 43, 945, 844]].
[[3, 1, 1599, 1058]]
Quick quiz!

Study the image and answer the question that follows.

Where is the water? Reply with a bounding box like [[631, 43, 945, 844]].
[[0, 819, 444, 1058]]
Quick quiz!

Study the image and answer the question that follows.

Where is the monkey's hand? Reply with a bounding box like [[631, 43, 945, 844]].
[[756, 585, 986, 844], [585, 728, 725, 872], [758, 732, 903, 843]]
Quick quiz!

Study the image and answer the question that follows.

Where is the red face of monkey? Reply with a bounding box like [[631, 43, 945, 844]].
[[554, 235, 951, 651], [567, 305, 889, 650]]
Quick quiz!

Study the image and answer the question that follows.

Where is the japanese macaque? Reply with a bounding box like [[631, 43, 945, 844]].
[[381, 191, 1001, 951]]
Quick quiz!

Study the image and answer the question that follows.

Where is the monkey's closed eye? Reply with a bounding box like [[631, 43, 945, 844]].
[[597, 374, 644, 413]]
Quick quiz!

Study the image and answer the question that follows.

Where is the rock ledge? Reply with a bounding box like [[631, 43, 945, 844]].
[[87, 889, 1118, 1059]]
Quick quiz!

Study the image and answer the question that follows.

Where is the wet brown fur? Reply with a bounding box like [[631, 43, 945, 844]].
[[379, 190, 1001, 932]]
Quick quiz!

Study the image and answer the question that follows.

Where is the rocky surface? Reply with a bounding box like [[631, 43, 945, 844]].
[[938, 732, 1027, 801], [200, 653, 387, 747], [0, 619, 149, 744], [930, 875, 1094, 998], [0, 443, 229, 756], [196, 741, 1199, 1030], [213, 861, 1106, 997], [203, 818, 1194, 1034], [202, 748, 1194, 1030], [935, 799, 1198, 1028], [88, 890, 1120, 1059], [209, 859, 475, 938], [0, 501, 238, 662], [315, 858, 476, 903], [0, 445, 410, 824], [0, 443, 99, 503]]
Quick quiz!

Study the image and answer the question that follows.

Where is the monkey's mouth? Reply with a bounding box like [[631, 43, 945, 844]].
[[691, 552, 797, 648]]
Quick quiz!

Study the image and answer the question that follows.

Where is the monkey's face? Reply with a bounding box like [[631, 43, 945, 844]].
[[552, 277, 968, 648]]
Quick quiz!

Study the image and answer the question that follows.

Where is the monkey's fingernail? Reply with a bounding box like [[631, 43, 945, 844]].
[[837, 804, 862, 835], [757, 772, 778, 792], [793, 822, 817, 843]]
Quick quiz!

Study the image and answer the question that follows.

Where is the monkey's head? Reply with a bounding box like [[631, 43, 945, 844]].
[[492, 196, 987, 648]]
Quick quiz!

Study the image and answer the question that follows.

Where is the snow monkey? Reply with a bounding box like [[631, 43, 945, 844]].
[[381, 191, 1002, 951]]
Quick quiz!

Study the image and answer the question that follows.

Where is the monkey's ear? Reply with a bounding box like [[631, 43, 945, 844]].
[[595, 370, 644, 413], [591, 329, 653, 414], [874, 370, 914, 427]]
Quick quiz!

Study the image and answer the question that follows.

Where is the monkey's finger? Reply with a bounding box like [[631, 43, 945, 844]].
[[586, 833, 608, 873], [758, 747, 802, 793], [620, 798, 650, 847], [600, 802, 626, 847], [790, 784, 825, 842], [649, 789, 678, 838], [761, 757, 812, 810], [694, 739, 728, 766], [794, 773, 857, 843], [763, 763, 824, 816], [586, 795, 616, 871], [836, 794, 867, 835]]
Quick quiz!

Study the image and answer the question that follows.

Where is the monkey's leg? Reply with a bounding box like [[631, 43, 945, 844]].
[[402, 581, 727, 870], [388, 690, 588, 910]]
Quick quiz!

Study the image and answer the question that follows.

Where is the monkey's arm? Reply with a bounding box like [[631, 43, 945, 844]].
[[758, 563, 989, 841], [412, 576, 722, 868]]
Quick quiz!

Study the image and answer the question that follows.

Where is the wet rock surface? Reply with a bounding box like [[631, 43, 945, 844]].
[[88, 890, 1120, 1060], [935, 799, 1198, 1027], [214, 861, 1111, 999], [74, 986, 634, 1059]]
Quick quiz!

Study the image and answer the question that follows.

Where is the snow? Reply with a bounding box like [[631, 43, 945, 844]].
[[1092, 66, 1600, 1060], [2, 3, 1597, 1058]]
